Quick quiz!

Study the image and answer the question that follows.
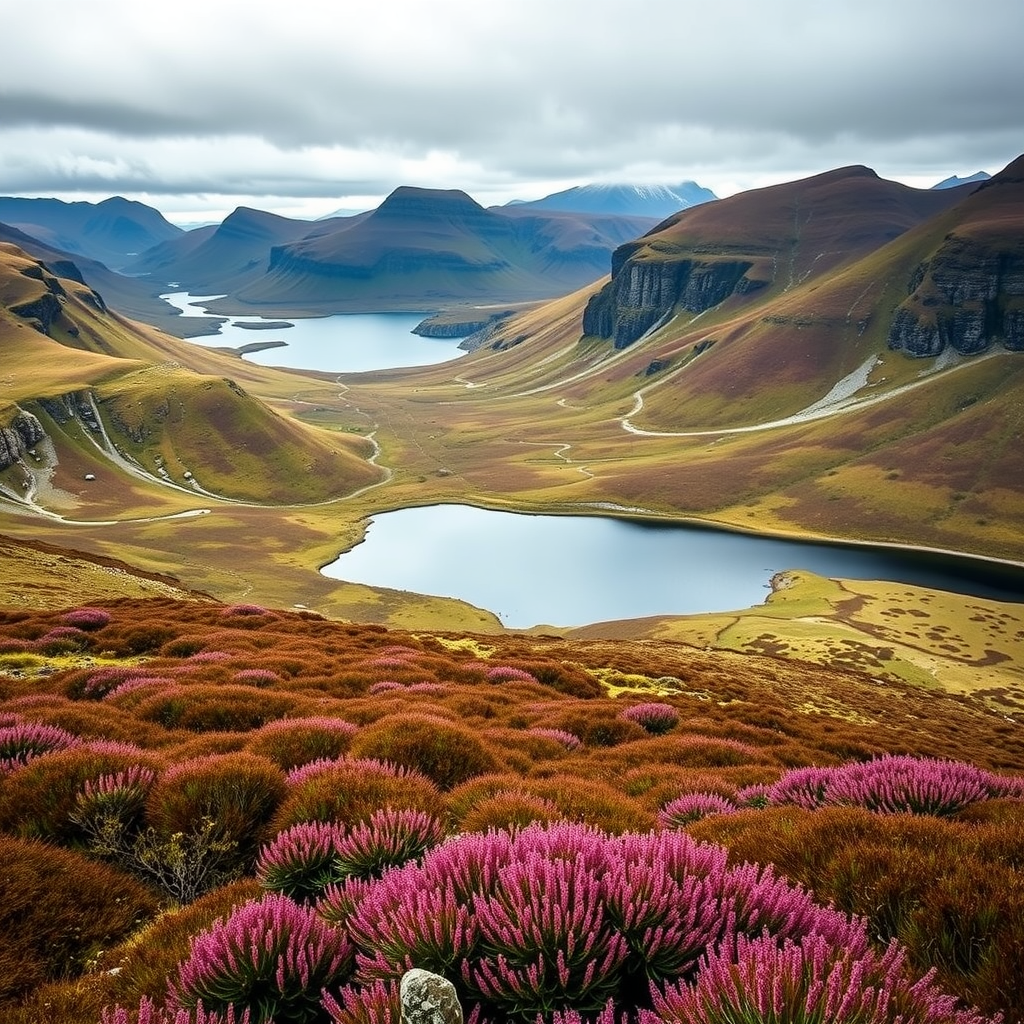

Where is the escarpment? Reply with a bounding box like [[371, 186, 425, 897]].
[[581, 243, 763, 348], [0, 409, 46, 472], [887, 236, 1024, 356]]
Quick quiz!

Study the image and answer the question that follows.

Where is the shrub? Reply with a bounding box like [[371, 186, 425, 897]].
[[102, 999, 252, 1024], [343, 822, 869, 1022], [271, 756, 445, 833], [38, 625, 92, 655], [60, 606, 111, 631], [332, 808, 446, 880], [0, 720, 81, 773], [245, 716, 358, 771], [257, 821, 347, 903], [486, 665, 538, 683], [528, 727, 583, 751], [0, 835, 158, 1002], [620, 703, 680, 735], [368, 681, 404, 695], [644, 932, 993, 1024], [169, 893, 354, 1024], [220, 604, 270, 617], [134, 684, 299, 731], [232, 668, 281, 686], [459, 790, 563, 834], [322, 979, 401, 1024], [0, 744, 162, 842], [349, 713, 498, 790], [71, 764, 156, 844], [659, 793, 738, 829]]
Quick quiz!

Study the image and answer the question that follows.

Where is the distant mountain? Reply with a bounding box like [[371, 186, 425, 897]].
[[185, 186, 659, 312], [0, 196, 182, 269], [508, 181, 717, 219], [125, 206, 366, 297], [931, 171, 991, 190]]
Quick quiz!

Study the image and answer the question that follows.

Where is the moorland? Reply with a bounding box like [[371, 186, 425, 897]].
[[0, 157, 1022, 1024]]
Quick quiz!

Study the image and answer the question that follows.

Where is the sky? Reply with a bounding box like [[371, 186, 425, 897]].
[[1, 0, 1021, 226]]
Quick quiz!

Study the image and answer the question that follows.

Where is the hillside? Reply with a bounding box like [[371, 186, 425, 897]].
[[0, 242, 382, 512], [0, 591, 1021, 1024]]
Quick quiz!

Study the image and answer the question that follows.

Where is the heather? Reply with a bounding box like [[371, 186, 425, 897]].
[[0, 598, 1020, 1024]]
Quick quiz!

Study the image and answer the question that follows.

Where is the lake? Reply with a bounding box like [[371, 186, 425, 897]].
[[161, 293, 467, 373], [321, 504, 1024, 628]]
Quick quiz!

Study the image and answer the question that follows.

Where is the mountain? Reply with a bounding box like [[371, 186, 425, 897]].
[[932, 171, 991, 189], [508, 181, 717, 218], [0, 196, 182, 269], [221, 186, 658, 312], [124, 206, 366, 297], [581, 164, 971, 349]]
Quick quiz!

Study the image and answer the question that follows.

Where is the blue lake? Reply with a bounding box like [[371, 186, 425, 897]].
[[321, 504, 1023, 628], [162, 293, 467, 373]]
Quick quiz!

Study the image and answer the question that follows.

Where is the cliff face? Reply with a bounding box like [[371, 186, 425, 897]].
[[0, 409, 46, 471], [887, 235, 1024, 356], [581, 247, 760, 348]]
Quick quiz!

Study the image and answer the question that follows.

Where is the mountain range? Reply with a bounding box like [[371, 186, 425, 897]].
[[506, 181, 717, 217]]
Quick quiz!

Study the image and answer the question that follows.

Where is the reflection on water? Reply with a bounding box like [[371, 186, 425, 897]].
[[162, 293, 466, 373], [322, 504, 1023, 628]]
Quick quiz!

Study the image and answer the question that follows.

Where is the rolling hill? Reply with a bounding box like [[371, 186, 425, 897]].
[[0, 242, 382, 510]]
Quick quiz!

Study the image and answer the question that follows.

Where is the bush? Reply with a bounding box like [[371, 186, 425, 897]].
[[257, 820, 348, 903], [0, 835, 157, 1002], [659, 793, 738, 829], [60, 607, 111, 631], [0, 720, 81, 773], [620, 702, 680, 735], [349, 713, 498, 790], [169, 893, 354, 1024], [332, 808, 446, 880], [342, 822, 868, 1023], [459, 789, 563, 834], [271, 756, 445, 833], [644, 932, 993, 1024], [245, 716, 358, 771], [146, 753, 286, 870]]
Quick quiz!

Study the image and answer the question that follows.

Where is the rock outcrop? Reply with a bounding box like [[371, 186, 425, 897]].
[[581, 245, 761, 348], [400, 969, 463, 1024], [887, 235, 1024, 357], [0, 409, 46, 471]]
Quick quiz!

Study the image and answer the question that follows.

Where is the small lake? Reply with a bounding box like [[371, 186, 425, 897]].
[[161, 293, 466, 373], [321, 504, 1024, 628]]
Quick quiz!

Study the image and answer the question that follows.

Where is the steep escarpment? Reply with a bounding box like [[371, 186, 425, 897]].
[[887, 158, 1024, 357], [581, 166, 971, 349], [0, 408, 45, 471]]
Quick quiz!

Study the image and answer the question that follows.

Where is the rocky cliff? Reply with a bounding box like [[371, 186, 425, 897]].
[[887, 235, 1024, 356], [581, 246, 763, 348], [0, 409, 46, 472]]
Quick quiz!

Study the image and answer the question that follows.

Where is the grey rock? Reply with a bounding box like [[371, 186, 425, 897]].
[[400, 968, 463, 1024]]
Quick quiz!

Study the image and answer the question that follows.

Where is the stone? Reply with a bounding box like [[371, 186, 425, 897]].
[[400, 968, 463, 1024]]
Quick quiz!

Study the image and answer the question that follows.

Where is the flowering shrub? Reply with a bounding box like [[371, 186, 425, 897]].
[[72, 764, 156, 841], [620, 703, 680, 735], [659, 793, 738, 829], [644, 932, 993, 1024], [169, 893, 354, 1024], [322, 979, 401, 1024], [459, 789, 563, 834], [348, 713, 498, 790], [368, 681, 404, 694], [486, 665, 538, 683], [221, 604, 269, 617], [0, 721, 81, 774], [759, 756, 1024, 816], [102, 998, 251, 1024], [272, 755, 445, 832], [333, 808, 446, 880], [232, 668, 281, 686], [246, 716, 359, 771], [341, 822, 868, 1022], [60, 606, 111, 631], [528, 728, 583, 751], [257, 820, 347, 903]]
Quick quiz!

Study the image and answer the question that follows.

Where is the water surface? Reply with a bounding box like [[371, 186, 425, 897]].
[[162, 293, 466, 373], [322, 504, 1022, 628]]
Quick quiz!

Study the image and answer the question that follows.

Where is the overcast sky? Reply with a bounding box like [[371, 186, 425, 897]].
[[1, 0, 1021, 225]]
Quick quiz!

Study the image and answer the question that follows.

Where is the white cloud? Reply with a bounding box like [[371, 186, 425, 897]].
[[1, 0, 1021, 221]]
